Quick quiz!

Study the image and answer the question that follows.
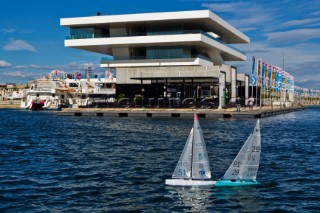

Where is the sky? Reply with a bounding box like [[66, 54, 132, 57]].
[[0, 0, 319, 89]]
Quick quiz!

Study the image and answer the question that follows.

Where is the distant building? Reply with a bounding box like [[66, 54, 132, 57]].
[[0, 83, 26, 100], [61, 10, 250, 107]]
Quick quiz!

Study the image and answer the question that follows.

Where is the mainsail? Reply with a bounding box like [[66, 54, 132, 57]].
[[222, 119, 261, 181], [192, 115, 211, 179], [172, 128, 193, 179], [171, 114, 212, 180]]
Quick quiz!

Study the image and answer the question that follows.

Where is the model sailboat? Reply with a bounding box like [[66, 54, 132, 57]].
[[216, 119, 261, 186], [165, 114, 216, 186]]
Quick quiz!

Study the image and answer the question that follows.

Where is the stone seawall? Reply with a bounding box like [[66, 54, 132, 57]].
[[0, 100, 20, 109], [58, 106, 305, 118]]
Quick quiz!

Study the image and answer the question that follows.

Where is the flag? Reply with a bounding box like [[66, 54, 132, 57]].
[[252, 56, 255, 75], [251, 56, 256, 86], [251, 76, 256, 86], [284, 72, 289, 92], [281, 71, 286, 92], [261, 61, 265, 88], [272, 66, 276, 89], [257, 59, 261, 86], [286, 74, 291, 92], [276, 70, 281, 92], [264, 63, 269, 89], [268, 65, 272, 89]]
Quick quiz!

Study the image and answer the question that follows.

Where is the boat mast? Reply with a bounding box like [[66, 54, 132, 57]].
[[190, 114, 196, 180]]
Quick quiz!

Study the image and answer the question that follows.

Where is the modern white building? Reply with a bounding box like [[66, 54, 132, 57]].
[[61, 10, 250, 108]]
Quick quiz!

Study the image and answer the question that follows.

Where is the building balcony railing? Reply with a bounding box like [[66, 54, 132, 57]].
[[100, 54, 213, 64], [66, 30, 246, 55]]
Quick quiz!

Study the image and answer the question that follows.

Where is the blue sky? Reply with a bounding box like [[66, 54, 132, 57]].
[[0, 0, 319, 89]]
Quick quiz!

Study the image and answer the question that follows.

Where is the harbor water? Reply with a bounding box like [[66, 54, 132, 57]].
[[0, 107, 319, 212]]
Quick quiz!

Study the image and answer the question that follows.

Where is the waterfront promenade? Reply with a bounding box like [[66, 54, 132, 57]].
[[57, 105, 304, 118], [0, 100, 306, 118]]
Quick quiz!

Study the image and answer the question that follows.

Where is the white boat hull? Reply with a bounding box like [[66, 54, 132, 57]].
[[165, 179, 216, 186]]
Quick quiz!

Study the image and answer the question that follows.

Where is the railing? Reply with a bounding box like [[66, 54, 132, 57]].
[[101, 54, 213, 63], [66, 30, 245, 55]]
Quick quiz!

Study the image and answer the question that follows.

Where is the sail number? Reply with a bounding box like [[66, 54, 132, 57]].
[[178, 169, 186, 176], [233, 161, 241, 168], [247, 155, 256, 161], [232, 169, 239, 175], [199, 170, 206, 176], [252, 146, 260, 152], [198, 153, 206, 160]]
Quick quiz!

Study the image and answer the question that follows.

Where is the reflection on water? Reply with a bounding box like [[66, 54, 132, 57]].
[[165, 185, 261, 212], [166, 186, 214, 212]]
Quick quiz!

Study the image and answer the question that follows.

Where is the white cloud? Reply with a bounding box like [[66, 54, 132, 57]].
[[266, 29, 320, 44], [1, 28, 16, 33], [4, 71, 32, 78], [283, 17, 320, 27], [201, 2, 276, 29], [79, 62, 95, 68], [310, 10, 320, 16], [15, 64, 44, 69], [3, 38, 37, 52], [67, 62, 78, 67], [0, 60, 12, 68], [14, 62, 101, 73], [240, 27, 258, 32], [202, 2, 245, 12]]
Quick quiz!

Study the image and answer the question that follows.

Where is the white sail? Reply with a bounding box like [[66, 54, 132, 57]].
[[191, 115, 211, 179], [166, 114, 216, 186], [222, 119, 261, 181], [172, 128, 193, 179]]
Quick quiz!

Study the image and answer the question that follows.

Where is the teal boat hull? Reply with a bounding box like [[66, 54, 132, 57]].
[[215, 179, 260, 187]]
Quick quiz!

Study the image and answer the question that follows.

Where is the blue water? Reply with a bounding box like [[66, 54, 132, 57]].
[[0, 108, 319, 212]]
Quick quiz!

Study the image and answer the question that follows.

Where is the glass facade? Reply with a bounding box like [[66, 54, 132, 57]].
[[68, 26, 244, 56], [147, 47, 188, 59], [101, 46, 211, 62], [69, 27, 109, 39], [70, 27, 94, 39], [69, 23, 244, 60]]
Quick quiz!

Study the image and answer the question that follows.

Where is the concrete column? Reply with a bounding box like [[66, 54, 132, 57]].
[[231, 67, 237, 102], [207, 50, 224, 65], [245, 74, 249, 105], [218, 72, 226, 109]]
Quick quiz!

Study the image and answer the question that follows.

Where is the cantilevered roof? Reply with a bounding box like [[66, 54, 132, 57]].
[[61, 10, 249, 44]]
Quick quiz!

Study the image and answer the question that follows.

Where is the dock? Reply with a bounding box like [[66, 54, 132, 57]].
[[57, 106, 304, 118]]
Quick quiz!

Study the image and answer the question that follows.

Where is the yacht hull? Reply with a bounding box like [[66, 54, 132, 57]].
[[165, 179, 216, 186], [215, 179, 260, 187]]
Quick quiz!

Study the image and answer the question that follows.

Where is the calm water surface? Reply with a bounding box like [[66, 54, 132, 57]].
[[0, 107, 319, 212]]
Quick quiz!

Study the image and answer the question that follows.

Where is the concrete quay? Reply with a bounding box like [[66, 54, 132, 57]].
[[57, 106, 304, 119], [0, 100, 20, 109]]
